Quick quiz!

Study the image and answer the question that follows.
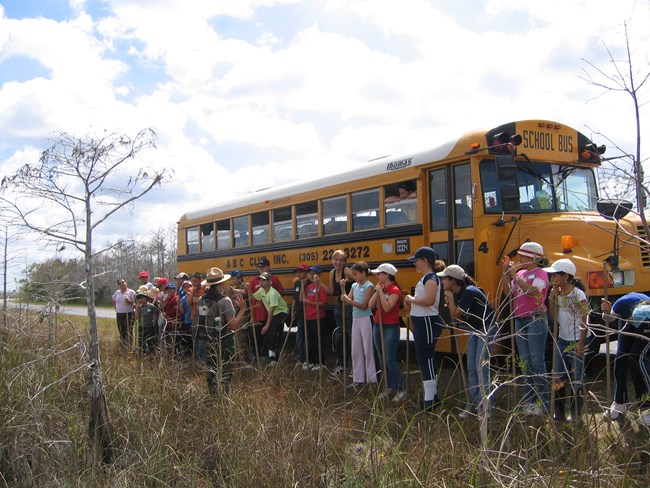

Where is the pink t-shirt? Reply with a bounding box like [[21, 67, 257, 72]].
[[512, 267, 549, 317]]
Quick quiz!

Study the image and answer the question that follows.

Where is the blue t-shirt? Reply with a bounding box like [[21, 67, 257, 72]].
[[181, 294, 192, 324], [612, 292, 650, 328], [455, 285, 495, 332], [352, 281, 373, 318]]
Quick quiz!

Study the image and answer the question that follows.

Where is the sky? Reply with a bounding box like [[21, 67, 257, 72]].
[[0, 0, 649, 283]]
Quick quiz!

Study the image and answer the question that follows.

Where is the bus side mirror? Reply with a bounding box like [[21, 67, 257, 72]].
[[597, 199, 633, 220]]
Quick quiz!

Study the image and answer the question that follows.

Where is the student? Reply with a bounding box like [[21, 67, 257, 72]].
[[319, 250, 353, 376], [439, 264, 496, 418], [601, 292, 650, 419], [502, 242, 550, 416], [302, 266, 328, 371], [112, 278, 136, 348], [194, 267, 247, 394], [162, 282, 181, 356], [405, 247, 445, 411], [134, 290, 158, 355], [251, 272, 289, 365], [291, 265, 311, 367], [544, 259, 589, 422], [369, 263, 405, 402], [227, 269, 251, 363], [341, 261, 376, 387]]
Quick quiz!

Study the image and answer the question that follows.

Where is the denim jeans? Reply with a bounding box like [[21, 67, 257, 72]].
[[466, 328, 495, 407], [515, 315, 549, 408], [372, 323, 404, 392], [553, 338, 584, 393], [295, 317, 306, 363]]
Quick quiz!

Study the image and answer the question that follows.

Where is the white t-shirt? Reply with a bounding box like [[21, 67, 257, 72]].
[[410, 273, 440, 317], [556, 287, 588, 341], [113, 288, 135, 314]]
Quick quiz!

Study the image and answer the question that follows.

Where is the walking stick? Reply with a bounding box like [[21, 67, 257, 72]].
[[550, 293, 559, 421], [342, 301, 348, 396], [303, 289, 310, 367], [278, 316, 295, 362], [451, 318, 470, 405], [376, 291, 389, 394], [315, 284, 323, 375], [603, 262, 612, 409], [247, 291, 261, 368], [405, 314, 410, 394]]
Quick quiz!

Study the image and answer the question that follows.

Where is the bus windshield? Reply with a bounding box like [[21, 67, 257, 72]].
[[480, 160, 598, 213]]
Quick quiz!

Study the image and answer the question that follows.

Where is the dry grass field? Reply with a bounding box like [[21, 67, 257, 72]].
[[1, 309, 649, 487]]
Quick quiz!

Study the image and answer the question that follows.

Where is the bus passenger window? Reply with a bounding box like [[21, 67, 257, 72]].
[[273, 207, 292, 242], [200, 223, 215, 252], [296, 201, 318, 239], [252, 212, 269, 245], [385, 180, 418, 225], [352, 189, 379, 231], [186, 226, 199, 254], [233, 215, 249, 248], [216, 219, 231, 250], [323, 195, 347, 235]]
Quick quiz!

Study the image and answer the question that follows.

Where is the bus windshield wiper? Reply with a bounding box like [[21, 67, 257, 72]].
[[518, 153, 552, 185], [554, 165, 577, 186]]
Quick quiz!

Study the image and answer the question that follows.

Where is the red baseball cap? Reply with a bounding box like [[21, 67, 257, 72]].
[[139, 271, 149, 278]]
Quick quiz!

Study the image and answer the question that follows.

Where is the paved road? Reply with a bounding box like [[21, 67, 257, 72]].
[[8, 301, 116, 319]]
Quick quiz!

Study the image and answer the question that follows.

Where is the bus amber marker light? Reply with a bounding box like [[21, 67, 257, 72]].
[[561, 235, 574, 254]]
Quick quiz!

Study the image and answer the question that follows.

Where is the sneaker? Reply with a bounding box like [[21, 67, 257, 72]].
[[348, 372, 354, 379], [302, 362, 310, 371], [268, 360, 277, 367], [347, 382, 364, 389], [528, 405, 545, 416], [377, 390, 391, 400], [333, 366, 344, 375], [639, 411, 650, 426], [458, 404, 473, 419], [392, 391, 407, 403], [310, 364, 321, 372], [604, 401, 627, 420]]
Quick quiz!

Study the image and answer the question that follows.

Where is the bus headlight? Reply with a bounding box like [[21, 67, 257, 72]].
[[587, 270, 635, 289]]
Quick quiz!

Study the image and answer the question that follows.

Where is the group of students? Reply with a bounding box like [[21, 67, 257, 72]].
[[502, 241, 650, 425], [112, 243, 650, 424]]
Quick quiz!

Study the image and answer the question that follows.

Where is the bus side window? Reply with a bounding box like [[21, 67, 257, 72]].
[[296, 201, 318, 239], [233, 215, 249, 248], [385, 180, 418, 225]]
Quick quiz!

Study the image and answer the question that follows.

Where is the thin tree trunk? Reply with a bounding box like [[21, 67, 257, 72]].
[[86, 216, 114, 463]]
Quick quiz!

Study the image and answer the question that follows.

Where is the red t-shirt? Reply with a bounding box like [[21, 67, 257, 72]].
[[163, 293, 179, 328], [304, 283, 328, 321], [374, 283, 401, 325]]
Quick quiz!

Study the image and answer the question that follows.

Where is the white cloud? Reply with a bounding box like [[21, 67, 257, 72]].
[[0, 0, 649, 287]]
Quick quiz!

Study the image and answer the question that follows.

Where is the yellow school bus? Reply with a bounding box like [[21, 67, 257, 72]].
[[177, 119, 650, 353]]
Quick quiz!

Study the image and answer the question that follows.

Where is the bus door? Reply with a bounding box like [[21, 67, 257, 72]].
[[427, 162, 475, 273], [427, 162, 475, 352]]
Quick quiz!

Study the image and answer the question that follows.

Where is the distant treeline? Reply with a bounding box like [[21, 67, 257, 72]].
[[19, 226, 177, 307]]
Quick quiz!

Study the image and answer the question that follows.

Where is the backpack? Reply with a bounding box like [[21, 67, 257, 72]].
[[193, 294, 228, 341]]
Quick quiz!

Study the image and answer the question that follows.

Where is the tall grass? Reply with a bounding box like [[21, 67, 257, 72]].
[[1, 311, 648, 487]]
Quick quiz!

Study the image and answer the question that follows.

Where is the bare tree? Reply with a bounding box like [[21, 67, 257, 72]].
[[581, 20, 650, 235], [0, 129, 170, 463]]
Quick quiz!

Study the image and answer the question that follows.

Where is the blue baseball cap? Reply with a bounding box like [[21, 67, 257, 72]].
[[166, 282, 176, 290], [309, 265, 322, 273], [231, 269, 243, 278], [407, 246, 439, 262]]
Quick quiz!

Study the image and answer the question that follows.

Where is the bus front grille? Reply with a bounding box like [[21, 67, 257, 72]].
[[637, 225, 650, 267]]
